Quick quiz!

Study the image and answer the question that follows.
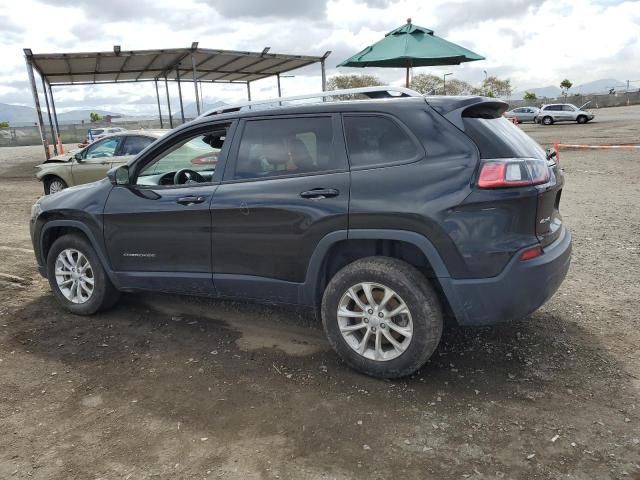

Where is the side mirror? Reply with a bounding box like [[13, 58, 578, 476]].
[[108, 165, 130, 186], [74, 152, 84, 162]]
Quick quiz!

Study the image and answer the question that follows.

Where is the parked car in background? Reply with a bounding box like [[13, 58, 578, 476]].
[[29, 87, 571, 379], [35, 130, 167, 194], [78, 127, 127, 148], [535, 103, 594, 125], [505, 106, 540, 123]]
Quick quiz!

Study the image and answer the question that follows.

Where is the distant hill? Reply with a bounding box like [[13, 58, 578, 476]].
[[171, 100, 227, 119], [0, 103, 123, 126], [0, 102, 37, 124], [513, 78, 628, 99]]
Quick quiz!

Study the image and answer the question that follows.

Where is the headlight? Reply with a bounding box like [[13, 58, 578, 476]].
[[31, 202, 42, 220]]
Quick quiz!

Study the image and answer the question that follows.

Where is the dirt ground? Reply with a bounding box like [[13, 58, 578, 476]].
[[0, 106, 639, 480]]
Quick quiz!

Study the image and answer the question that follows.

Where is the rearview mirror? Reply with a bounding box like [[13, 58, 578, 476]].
[[108, 165, 130, 186]]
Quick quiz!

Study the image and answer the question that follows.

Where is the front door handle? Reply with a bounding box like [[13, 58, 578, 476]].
[[300, 188, 339, 200], [177, 195, 207, 206]]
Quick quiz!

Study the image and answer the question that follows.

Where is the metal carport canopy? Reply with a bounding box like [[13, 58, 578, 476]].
[[28, 46, 328, 85], [24, 45, 331, 159]]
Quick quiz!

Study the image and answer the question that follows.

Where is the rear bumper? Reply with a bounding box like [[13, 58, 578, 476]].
[[442, 227, 572, 326]]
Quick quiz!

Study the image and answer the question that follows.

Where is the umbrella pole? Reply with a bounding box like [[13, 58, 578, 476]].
[[405, 65, 410, 88]]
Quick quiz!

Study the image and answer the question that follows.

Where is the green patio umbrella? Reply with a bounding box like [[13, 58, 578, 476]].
[[338, 18, 485, 87]]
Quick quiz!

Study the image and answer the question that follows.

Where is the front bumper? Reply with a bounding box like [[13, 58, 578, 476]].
[[442, 227, 572, 326]]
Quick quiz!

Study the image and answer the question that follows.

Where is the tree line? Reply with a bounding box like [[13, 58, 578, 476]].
[[327, 74, 513, 97]]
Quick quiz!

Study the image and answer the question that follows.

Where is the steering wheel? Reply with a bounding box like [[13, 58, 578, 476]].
[[173, 168, 205, 185]]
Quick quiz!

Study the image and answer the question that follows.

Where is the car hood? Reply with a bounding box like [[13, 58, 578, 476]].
[[39, 177, 110, 210]]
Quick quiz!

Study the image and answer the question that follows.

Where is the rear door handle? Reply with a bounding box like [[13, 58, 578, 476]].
[[300, 188, 339, 199], [177, 195, 207, 206]]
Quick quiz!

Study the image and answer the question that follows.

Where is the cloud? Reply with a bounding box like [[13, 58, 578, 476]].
[[434, 0, 548, 32], [207, 0, 328, 19]]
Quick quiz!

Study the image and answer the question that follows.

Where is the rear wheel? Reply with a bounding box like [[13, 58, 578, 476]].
[[321, 257, 443, 379], [577, 115, 587, 124], [46, 234, 120, 315], [542, 116, 554, 125], [45, 176, 67, 195]]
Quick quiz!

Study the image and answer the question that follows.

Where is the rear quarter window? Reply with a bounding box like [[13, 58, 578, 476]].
[[462, 116, 546, 159], [343, 115, 419, 169]]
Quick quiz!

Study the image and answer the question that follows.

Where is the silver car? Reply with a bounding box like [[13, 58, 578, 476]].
[[536, 102, 594, 125], [505, 106, 540, 123], [35, 130, 167, 194]]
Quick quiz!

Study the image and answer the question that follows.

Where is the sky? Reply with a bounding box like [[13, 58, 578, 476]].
[[0, 0, 639, 115]]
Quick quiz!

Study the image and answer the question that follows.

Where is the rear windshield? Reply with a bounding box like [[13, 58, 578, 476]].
[[462, 116, 546, 159]]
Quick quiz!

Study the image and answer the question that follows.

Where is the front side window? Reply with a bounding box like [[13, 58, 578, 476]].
[[562, 105, 576, 111], [234, 117, 336, 180], [135, 126, 228, 186], [84, 137, 120, 159], [343, 115, 419, 169]]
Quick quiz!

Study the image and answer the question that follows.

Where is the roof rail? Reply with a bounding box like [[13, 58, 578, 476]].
[[197, 86, 423, 118]]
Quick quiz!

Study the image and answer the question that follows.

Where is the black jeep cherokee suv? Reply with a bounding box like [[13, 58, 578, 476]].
[[30, 90, 571, 378]]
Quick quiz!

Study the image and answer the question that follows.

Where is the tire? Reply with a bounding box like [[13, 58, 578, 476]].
[[542, 116, 554, 126], [45, 176, 67, 195], [577, 115, 587, 124], [321, 257, 443, 379], [46, 234, 120, 315]]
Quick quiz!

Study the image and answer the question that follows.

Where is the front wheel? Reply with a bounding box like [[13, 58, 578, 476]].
[[542, 116, 554, 125], [321, 257, 443, 379], [577, 115, 587, 124], [46, 234, 120, 315], [45, 176, 67, 195]]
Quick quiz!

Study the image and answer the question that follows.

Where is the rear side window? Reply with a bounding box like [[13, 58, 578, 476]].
[[234, 117, 337, 180], [121, 135, 155, 155], [462, 115, 546, 159], [343, 115, 419, 168]]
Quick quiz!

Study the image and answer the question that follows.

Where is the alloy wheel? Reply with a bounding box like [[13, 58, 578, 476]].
[[54, 249, 94, 304], [337, 282, 413, 361], [49, 180, 66, 194]]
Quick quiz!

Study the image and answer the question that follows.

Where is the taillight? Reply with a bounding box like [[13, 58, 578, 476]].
[[520, 245, 543, 261], [478, 159, 550, 188]]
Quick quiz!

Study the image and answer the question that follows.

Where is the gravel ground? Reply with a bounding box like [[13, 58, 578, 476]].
[[0, 107, 638, 479]]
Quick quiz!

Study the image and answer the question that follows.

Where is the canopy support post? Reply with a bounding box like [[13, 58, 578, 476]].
[[154, 79, 163, 128], [47, 83, 62, 152], [191, 53, 201, 116], [24, 54, 49, 160], [41, 76, 57, 155], [246, 81, 252, 102], [199, 81, 204, 111], [176, 67, 185, 124], [276, 73, 282, 106], [165, 76, 173, 129], [321, 58, 327, 92]]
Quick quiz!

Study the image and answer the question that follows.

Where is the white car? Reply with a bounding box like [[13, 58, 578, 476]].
[[535, 103, 595, 125]]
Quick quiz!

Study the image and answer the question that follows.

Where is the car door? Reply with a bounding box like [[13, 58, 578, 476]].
[[562, 104, 577, 121], [102, 123, 234, 294], [522, 108, 535, 122], [210, 114, 349, 302], [72, 136, 122, 185]]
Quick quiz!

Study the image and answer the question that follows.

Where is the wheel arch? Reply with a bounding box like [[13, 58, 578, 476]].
[[40, 220, 117, 286], [304, 229, 460, 323]]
